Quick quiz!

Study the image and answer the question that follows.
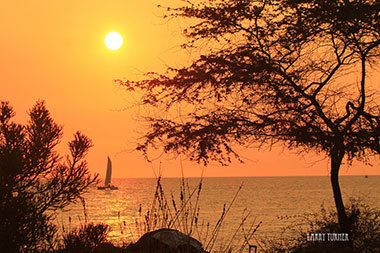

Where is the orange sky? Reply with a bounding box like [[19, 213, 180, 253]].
[[1, 0, 379, 179]]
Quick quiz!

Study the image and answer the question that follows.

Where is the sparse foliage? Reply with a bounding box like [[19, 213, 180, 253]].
[[261, 199, 380, 252], [120, 0, 380, 249], [0, 100, 97, 252], [59, 223, 110, 252]]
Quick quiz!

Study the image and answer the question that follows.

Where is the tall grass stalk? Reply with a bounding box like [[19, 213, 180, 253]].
[[122, 168, 260, 252]]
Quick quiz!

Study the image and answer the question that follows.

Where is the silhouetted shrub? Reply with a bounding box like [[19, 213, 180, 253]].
[[0, 101, 97, 252], [261, 199, 380, 252], [58, 223, 110, 252]]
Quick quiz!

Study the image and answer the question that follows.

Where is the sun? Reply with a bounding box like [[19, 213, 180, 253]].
[[105, 32, 123, 50]]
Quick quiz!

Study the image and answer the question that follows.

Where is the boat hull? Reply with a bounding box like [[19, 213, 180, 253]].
[[97, 186, 119, 190]]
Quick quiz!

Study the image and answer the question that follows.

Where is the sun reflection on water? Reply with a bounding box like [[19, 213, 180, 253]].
[[55, 176, 380, 246]]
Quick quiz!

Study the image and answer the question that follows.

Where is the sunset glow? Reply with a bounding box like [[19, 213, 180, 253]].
[[0, 1, 379, 178], [2, 2, 380, 251]]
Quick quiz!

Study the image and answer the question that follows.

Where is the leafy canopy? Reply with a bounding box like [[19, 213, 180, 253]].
[[120, 0, 380, 165]]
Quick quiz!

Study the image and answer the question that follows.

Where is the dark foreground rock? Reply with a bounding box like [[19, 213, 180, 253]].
[[125, 228, 207, 253]]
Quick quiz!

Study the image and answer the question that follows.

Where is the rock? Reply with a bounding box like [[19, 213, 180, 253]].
[[126, 228, 207, 253]]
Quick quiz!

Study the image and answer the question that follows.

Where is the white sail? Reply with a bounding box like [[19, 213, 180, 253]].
[[104, 156, 112, 186]]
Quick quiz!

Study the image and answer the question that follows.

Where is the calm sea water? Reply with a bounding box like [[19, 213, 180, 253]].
[[56, 176, 380, 250]]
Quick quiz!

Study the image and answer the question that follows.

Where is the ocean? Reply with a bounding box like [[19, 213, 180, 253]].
[[55, 175, 380, 251]]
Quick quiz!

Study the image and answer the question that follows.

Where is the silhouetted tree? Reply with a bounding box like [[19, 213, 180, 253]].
[[0, 101, 97, 252], [120, 0, 380, 249]]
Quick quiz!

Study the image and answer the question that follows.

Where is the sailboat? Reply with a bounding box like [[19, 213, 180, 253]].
[[97, 156, 118, 190]]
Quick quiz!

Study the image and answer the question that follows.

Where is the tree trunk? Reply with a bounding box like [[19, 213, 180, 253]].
[[330, 144, 353, 249]]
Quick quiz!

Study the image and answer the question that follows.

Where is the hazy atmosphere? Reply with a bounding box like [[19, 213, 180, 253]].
[[2, 1, 380, 178], [2, 1, 380, 252]]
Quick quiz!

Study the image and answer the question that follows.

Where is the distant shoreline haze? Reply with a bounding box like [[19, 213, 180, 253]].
[[104, 174, 380, 180]]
